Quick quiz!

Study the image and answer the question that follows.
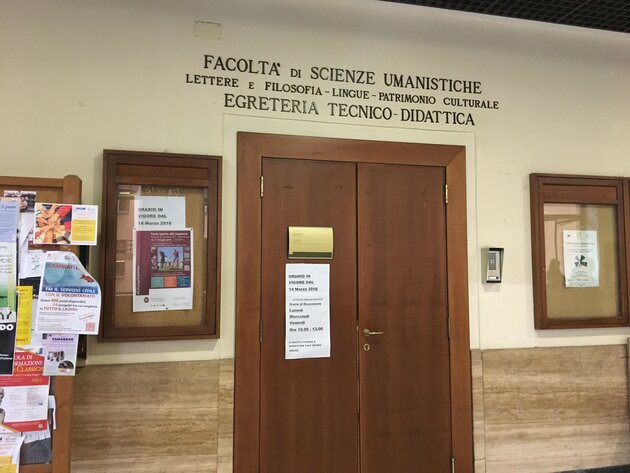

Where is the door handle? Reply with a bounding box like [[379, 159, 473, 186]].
[[363, 329, 384, 337]]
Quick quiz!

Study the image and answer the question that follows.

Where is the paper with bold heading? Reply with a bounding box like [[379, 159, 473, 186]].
[[35, 252, 101, 335], [288, 226, 334, 259], [563, 230, 599, 288], [285, 264, 330, 360], [0, 350, 49, 433], [134, 196, 186, 229], [33, 204, 98, 246], [133, 229, 193, 312]]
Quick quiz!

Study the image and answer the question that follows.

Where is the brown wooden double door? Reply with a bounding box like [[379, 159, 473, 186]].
[[259, 157, 451, 473]]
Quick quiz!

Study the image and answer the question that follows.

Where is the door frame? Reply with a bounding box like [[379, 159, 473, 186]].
[[234, 132, 473, 473]]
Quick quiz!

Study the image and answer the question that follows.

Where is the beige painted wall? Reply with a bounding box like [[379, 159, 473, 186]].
[[2, 0, 630, 364]]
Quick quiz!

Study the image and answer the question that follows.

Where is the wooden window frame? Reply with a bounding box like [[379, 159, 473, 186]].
[[100, 149, 222, 342], [530, 173, 629, 329]]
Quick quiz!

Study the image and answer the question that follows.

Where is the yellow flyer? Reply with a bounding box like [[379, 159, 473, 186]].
[[16, 286, 33, 346]]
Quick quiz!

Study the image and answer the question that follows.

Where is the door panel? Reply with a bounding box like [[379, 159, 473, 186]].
[[259, 158, 359, 473], [235, 133, 472, 473], [358, 164, 451, 473]]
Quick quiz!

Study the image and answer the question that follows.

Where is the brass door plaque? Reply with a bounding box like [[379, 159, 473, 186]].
[[288, 226, 333, 259]]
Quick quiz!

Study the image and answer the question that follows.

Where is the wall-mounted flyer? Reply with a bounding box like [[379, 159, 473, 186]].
[[33, 203, 98, 245], [35, 253, 101, 335], [0, 350, 49, 433], [563, 230, 599, 288], [285, 263, 330, 360], [133, 229, 193, 312], [42, 334, 78, 376], [15, 286, 33, 347]]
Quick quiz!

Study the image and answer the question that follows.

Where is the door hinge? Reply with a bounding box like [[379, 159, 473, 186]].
[[447, 316, 452, 339], [260, 175, 264, 198], [259, 319, 263, 343], [451, 457, 455, 473], [444, 184, 449, 204]]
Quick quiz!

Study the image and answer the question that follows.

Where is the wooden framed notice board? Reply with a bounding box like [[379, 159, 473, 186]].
[[530, 173, 629, 329], [100, 149, 221, 342], [0, 174, 81, 473]]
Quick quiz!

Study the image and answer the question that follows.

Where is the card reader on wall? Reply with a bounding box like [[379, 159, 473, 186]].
[[485, 247, 504, 283]]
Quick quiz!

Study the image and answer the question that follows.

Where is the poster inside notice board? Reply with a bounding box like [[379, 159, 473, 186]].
[[101, 150, 221, 341]]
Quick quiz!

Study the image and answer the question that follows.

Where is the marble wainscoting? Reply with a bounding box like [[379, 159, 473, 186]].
[[71, 359, 233, 473], [473, 345, 630, 473], [72, 346, 630, 473]]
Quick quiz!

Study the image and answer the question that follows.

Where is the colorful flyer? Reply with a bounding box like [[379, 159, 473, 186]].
[[0, 307, 17, 376], [33, 204, 98, 246], [15, 287, 33, 347], [133, 229, 193, 312], [42, 334, 78, 376], [35, 253, 101, 335], [0, 350, 49, 433], [34, 204, 72, 245]]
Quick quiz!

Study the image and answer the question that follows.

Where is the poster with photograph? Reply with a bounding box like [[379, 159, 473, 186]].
[[42, 334, 78, 376], [0, 350, 49, 433], [133, 229, 193, 312], [33, 204, 98, 246], [35, 253, 101, 335], [2, 191, 35, 214], [34, 204, 72, 245], [563, 230, 599, 288]]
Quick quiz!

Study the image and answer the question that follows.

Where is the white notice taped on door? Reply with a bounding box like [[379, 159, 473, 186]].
[[285, 264, 330, 360]]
